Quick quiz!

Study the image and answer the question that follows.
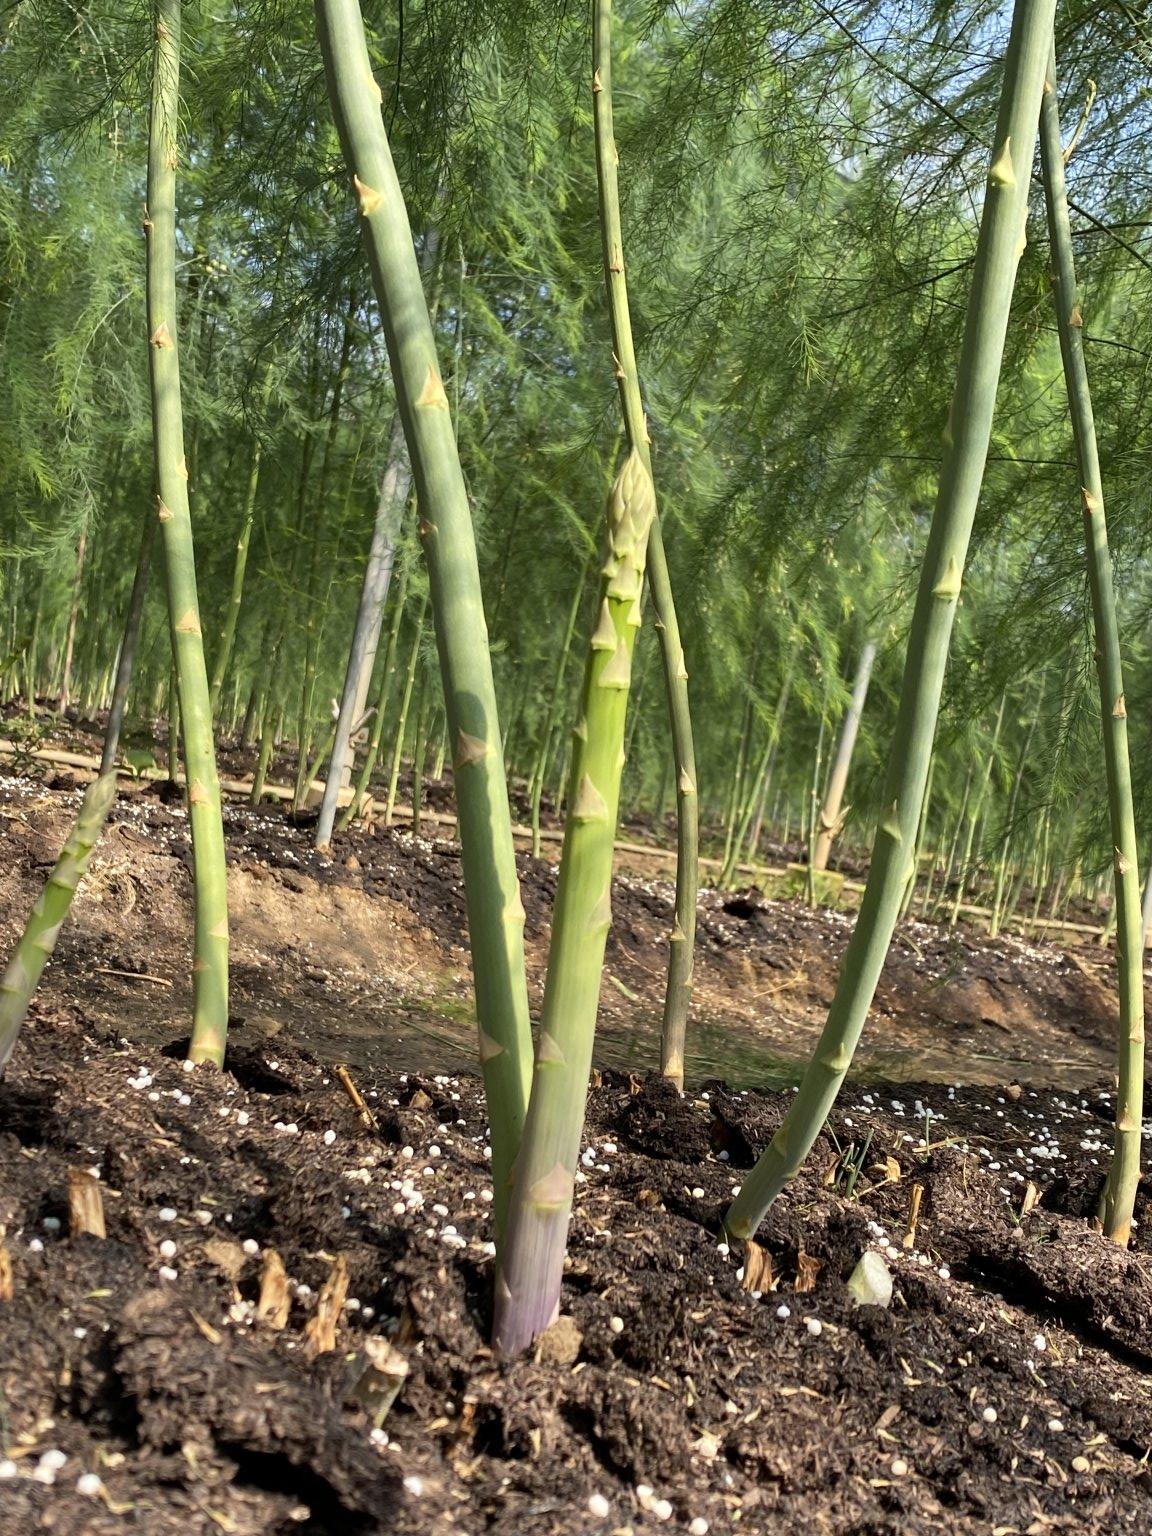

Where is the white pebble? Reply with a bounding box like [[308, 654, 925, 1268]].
[[588, 1492, 610, 1519], [158, 1208, 177, 1223], [689, 1521, 710, 1536], [76, 1472, 102, 1497], [0, 1460, 17, 1479], [1048, 1418, 1064, 1433], [182, 1059, 195, 1074], [691, 1187, 705, 1198], [890, 1458, 909, 1476], [323, 1130, 337, 1146], [28, 1238, 44, 1254], [159, 1240, 177, 1260], [242, 1238, 260, 1256], [805, 1318, 822, 1337], [236, 1111, 250, 1127], [42, 1217, 61, 1233], [403, 1474, 424, 1496], [775, 1304, 791, 1320], [982, 1407, 997, 1424], [1032, 1333, 1047, 1352], [609, 1316, 624, 1334], [158, 1265, 178, 1282]]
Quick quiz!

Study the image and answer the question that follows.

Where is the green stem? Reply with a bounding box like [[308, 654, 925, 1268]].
[[209, 440, 261, 721], [385, 596, 426, 827], [949, 693, 1007, 926], [101, 498, 157, 774], [530, 554, 591, 859], [806, 711, 828, 908], [1039, 44, 1144, 1243], [316, 417, 411, 848], [588, 0, 698, 1091], [340, 558, 410, 830], [0, 774, 118, 1074], [900, 752, 934, 921], [146, 0, 229, 1065], [315, 0, 534, 1233], [989, 691, 1043, 936], [493, 449, 656, 1356], [724, 0, 1054, 1243], [813, 641, 877, 871], [719, 694, 754, 888]]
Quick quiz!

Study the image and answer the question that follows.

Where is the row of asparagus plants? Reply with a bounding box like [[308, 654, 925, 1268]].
[[1, 0, 1144, 1374]]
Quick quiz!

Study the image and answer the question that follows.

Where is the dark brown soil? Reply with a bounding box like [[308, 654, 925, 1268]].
[[2, 762, 1152, 1533], [2, 1012, 1152, 1534]]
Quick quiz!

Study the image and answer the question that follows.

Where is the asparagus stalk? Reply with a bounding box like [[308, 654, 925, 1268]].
[[385, 595, 427, 826], [340, 558, 410, 830], [316, 419, 410, 848], [145, 0, 230, 1065], [813, 641, 877, 871], [725, 0, 1055, 1243], [208, 440, 261, 721], [101, 500, 156, 773], [0, 773, 117, 1075], [314, 0, 533, 1231], [1039, 43, 1145, 1244], [591, 0, 699, 1093], [529, 554, 592, 858], [493, 448, 656, 1356]]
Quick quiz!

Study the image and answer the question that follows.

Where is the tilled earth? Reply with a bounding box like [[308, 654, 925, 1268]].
[[0, 768, 1131, 1089], [2, 764, 1151, 1533], [1, 1011, 1152, 1535]]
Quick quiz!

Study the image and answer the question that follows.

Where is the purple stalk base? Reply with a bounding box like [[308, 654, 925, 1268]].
[[492, 1205, 570, 1357]]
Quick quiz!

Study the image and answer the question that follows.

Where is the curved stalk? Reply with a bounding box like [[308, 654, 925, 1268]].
[[0, 773, 117, 1075], [146, 0, 230, 1065], [724, 0, 1055, 1243], [316, 419, 410, 848], [813, 640, 877, 871], [1039, 44, 1144, 1243], [591, 0, 699, 1092], [314, 0, 534, 1232]]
